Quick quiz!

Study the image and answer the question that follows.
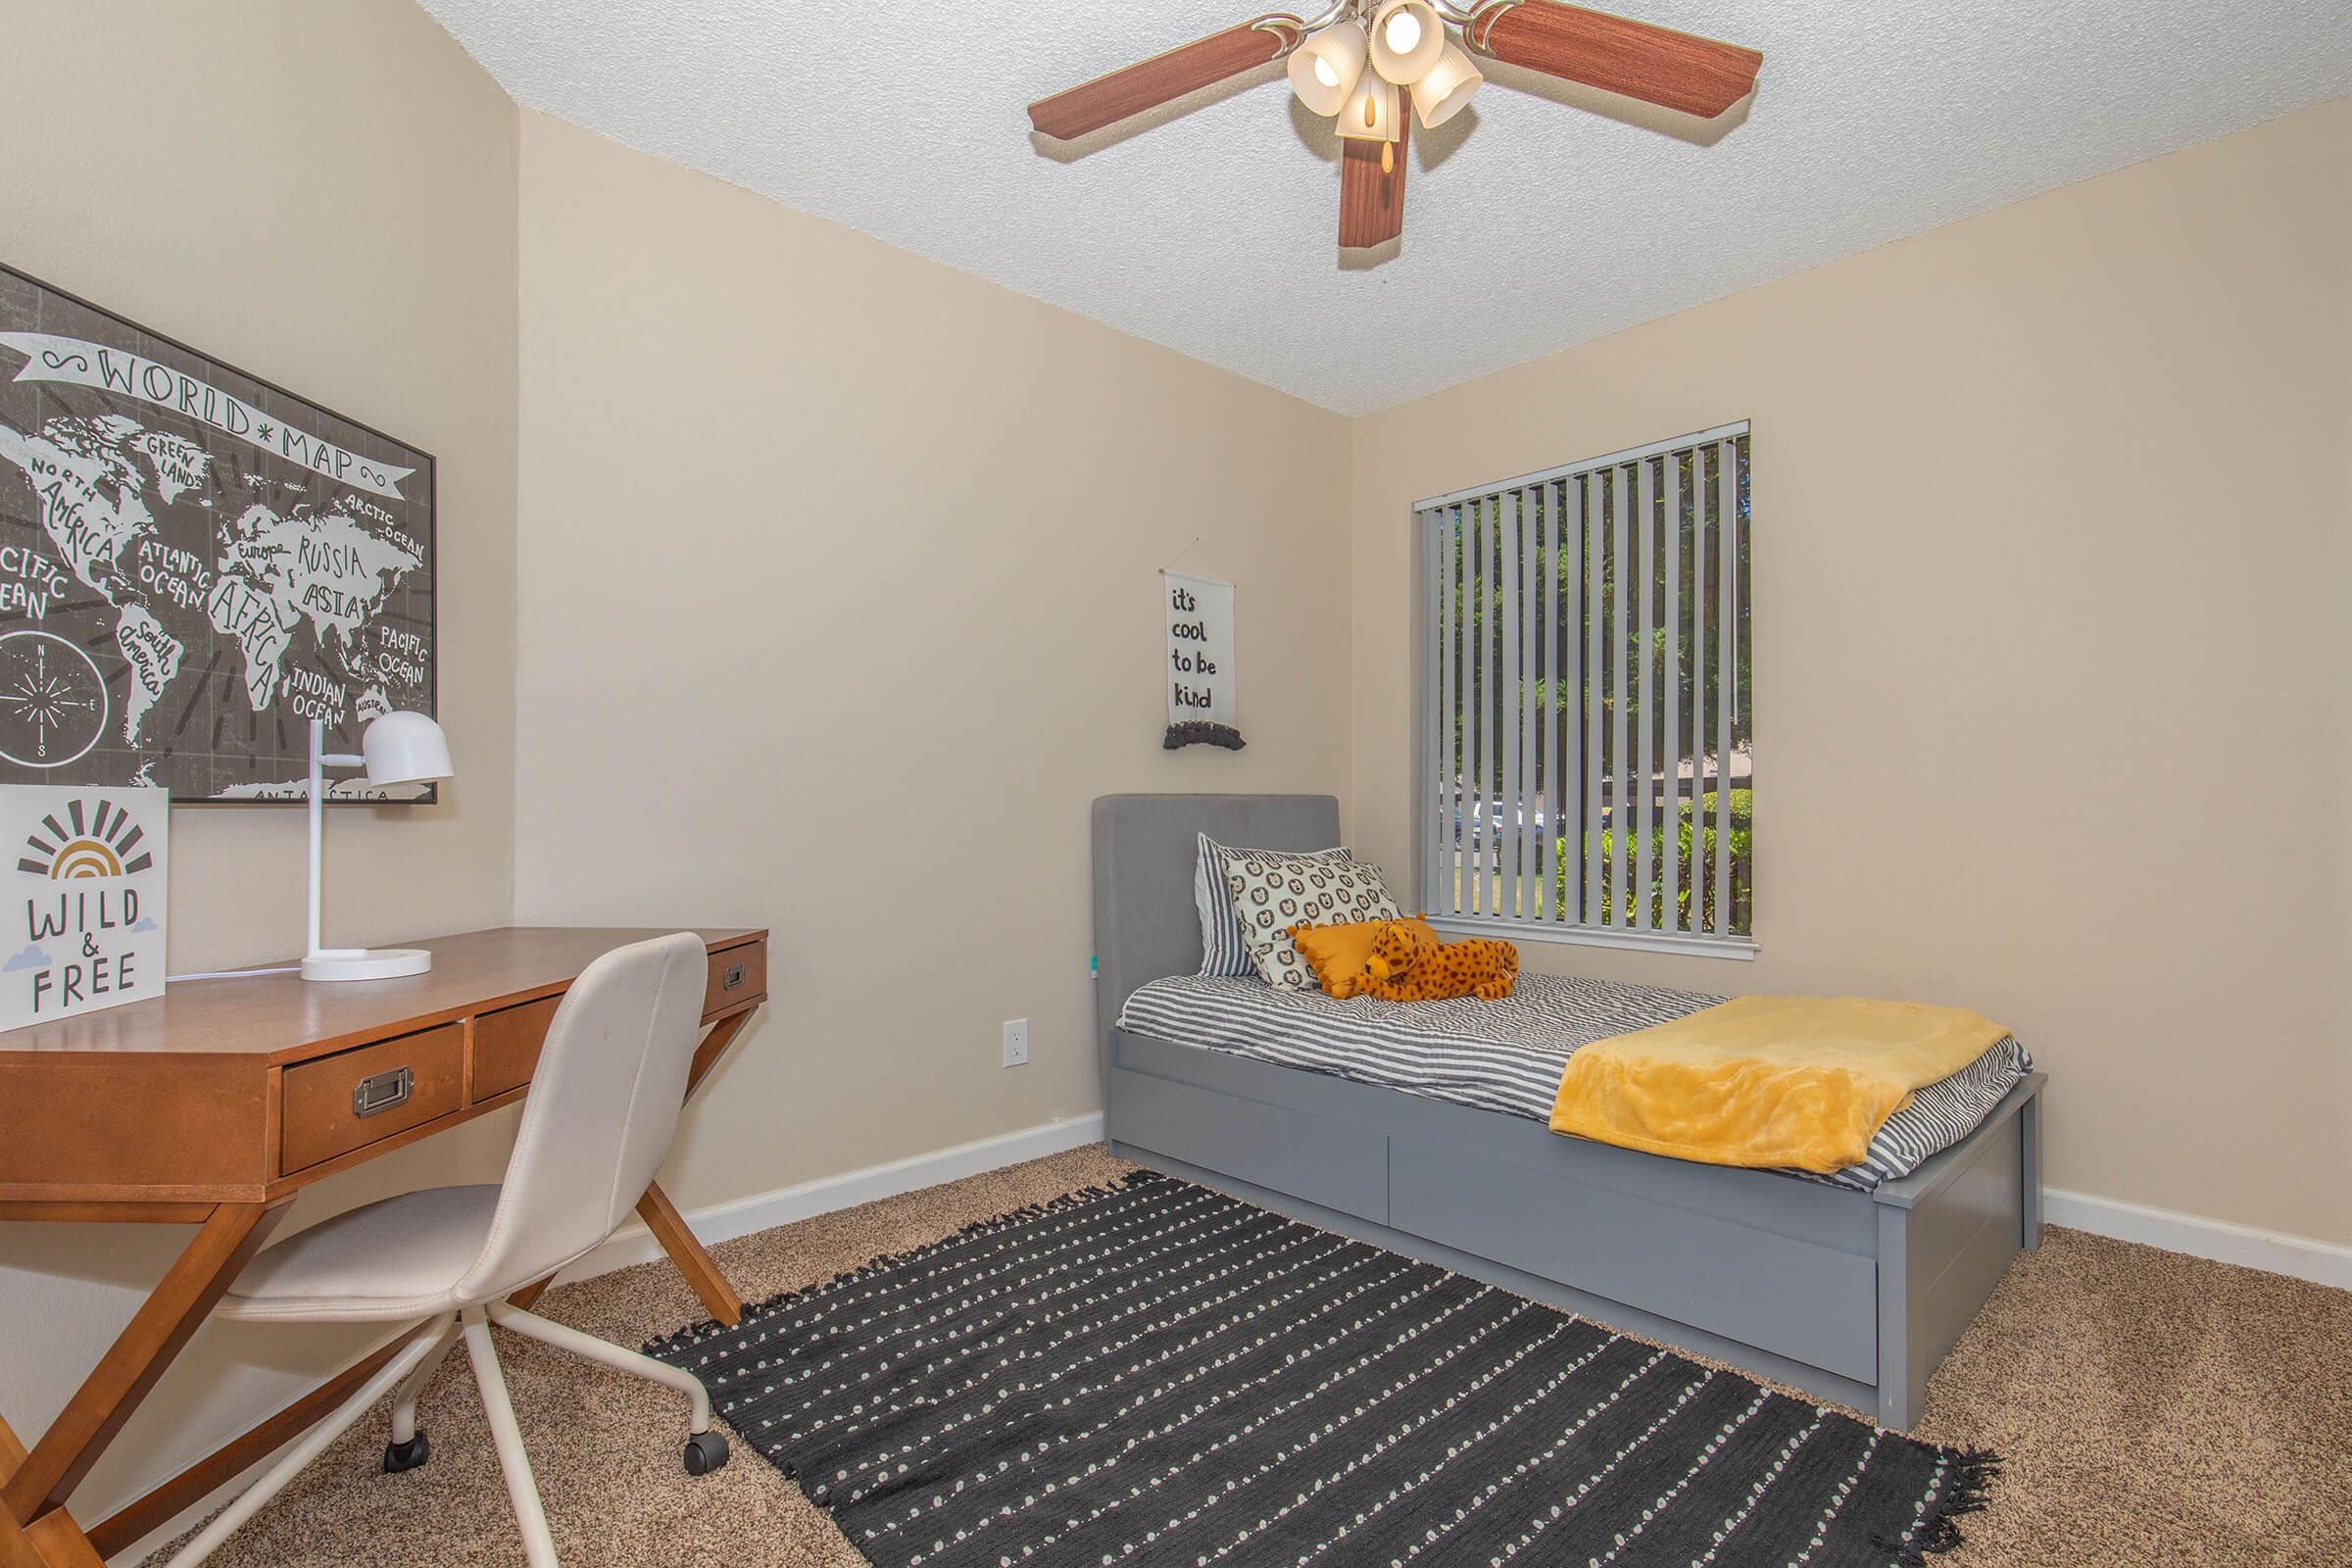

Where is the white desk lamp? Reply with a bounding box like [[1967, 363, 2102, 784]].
[[302, 710, 454, 982]]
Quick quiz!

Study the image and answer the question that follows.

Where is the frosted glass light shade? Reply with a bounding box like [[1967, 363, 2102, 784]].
[[361, 710, 454, 786], [1368, 0, 1445, 85], [1337, 73, 1401, 142], [1288, 22, 1368, 117], [1411, 40, 1483, 128]]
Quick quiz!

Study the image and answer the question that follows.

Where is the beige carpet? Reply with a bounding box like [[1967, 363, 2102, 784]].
[[160, 1147, 2352, 1567]]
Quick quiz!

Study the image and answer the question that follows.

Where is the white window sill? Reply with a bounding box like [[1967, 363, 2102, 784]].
[[1426, 915, 1759, 962]]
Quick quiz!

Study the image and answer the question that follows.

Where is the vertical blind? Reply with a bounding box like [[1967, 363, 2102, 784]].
[[1419, 423, 1751, 946]]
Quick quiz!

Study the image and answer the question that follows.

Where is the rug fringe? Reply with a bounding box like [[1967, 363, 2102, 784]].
[[1880, 1447, 2003, 1564], [639, 1168, 1162, 1358]]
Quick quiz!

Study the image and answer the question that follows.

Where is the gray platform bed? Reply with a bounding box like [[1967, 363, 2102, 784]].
[[1092, 792, 2045, 1432]]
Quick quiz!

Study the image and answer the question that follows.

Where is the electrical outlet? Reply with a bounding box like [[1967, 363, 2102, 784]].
[[1002, 1018, 1030, 1068]]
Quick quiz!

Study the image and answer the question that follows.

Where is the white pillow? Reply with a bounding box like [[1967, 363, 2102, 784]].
[[1193, 834, 1351, 978], [1220, 852, 1401, 990]]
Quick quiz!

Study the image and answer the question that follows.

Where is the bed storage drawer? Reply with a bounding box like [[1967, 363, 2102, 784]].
[[1110, 1067, 1389, 1224], [1389, 1136, 1880, 1383]]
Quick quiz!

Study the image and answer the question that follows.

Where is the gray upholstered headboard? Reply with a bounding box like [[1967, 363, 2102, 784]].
[[1090, 793, 1343, 1093]]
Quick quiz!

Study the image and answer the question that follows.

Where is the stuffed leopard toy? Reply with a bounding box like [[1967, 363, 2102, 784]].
[[1360, 917, 1519, 1002]]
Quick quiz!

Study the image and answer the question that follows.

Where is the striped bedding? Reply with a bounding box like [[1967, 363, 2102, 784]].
[[1116, 972, 2033, 1191]]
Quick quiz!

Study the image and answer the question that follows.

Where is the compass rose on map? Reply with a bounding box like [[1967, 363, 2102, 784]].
[[0, 630, 109, 769]]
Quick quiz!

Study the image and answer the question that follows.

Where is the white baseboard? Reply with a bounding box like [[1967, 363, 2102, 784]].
[[557, 1112, 1107, 1287], [2043, 1187, 2352, 1291]]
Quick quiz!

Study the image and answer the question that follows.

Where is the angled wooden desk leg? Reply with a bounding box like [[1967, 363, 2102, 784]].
[[4, 1509, 106, 1568], [2, 1202, 287, 1567], [685, 1010, 751, 1096], [501, 1011, 755, 1325], [636, 1183, 742, 1326], [641, 1008, 757, 1327], [0, 1414, 96, 1568], [506, 1199, 727, 1326]]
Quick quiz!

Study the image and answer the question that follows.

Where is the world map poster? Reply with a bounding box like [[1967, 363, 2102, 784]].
[[0, 264, 435, 802]]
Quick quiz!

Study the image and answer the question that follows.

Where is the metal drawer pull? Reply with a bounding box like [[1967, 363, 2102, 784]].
[[353, 1066, 414, 1118], [723, 964, 746, 991]]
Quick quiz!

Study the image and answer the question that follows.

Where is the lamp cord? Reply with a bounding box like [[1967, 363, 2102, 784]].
[[166, 965, 302, 983]]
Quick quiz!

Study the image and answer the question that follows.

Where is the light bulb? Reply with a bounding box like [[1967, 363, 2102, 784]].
[[1289, 22, 1369, 117], [1367, 1, 1445, 86]]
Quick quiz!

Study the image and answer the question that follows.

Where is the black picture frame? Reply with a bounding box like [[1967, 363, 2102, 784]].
[[0, 261, 437, 804]]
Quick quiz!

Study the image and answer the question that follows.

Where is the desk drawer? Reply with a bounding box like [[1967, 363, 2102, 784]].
[[706, 942, 765, 1014], [472, 996, 559, 1102], [281, 1024, 466, 1173]]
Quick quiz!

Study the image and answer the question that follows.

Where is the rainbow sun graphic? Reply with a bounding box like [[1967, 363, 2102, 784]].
[[17, 798, 155, 879]]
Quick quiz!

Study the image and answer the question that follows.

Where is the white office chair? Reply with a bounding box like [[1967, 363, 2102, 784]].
[[169, 932, 728, 1568]]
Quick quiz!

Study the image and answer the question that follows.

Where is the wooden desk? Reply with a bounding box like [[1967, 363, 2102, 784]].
[[0, 926, 769, 1567]]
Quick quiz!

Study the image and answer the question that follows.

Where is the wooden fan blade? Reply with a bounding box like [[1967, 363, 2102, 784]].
[[1466, 1, 1761, 119], [1028, 15, 1303, 140], [1339, 89, 1409, 249]]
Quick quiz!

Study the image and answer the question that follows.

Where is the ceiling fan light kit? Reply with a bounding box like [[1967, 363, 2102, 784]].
[[1027, 0, 1761, 249]]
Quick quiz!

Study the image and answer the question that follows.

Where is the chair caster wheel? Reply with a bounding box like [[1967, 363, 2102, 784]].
[[382, 1433, 430, 1473], [682, 1429, 729, 1476]]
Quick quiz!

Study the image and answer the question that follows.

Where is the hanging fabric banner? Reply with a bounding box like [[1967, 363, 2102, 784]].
[[1161, 570, 1243, 751]]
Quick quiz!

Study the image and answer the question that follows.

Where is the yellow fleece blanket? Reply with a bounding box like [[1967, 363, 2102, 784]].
[[1548, 996, 2009, 1173]]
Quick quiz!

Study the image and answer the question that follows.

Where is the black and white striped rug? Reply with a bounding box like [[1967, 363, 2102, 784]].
[[649, 1172, 1994, 1567]]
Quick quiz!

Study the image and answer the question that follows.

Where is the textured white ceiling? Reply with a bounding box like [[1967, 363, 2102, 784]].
[[419, 0, 2352, 414]]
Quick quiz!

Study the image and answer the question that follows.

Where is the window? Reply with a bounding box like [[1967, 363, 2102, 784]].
[[1416, 423, 1752, 957]]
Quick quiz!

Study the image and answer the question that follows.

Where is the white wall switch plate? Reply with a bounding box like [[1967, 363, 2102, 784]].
[[1002, 1018, 1029, 1067]]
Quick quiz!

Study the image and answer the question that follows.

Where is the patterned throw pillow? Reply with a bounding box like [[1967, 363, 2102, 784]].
[[1194, 835, 1352, 977], [1221, 853, 1401, 990]]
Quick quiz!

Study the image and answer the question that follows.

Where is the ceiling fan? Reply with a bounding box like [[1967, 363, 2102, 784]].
[[1027, 1, 1761, 249]]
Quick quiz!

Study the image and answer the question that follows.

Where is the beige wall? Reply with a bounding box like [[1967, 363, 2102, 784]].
[[0, 0, 521, 1531], [1351, 95, 2352, 1246], [511, 117, 1352, 1207]]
